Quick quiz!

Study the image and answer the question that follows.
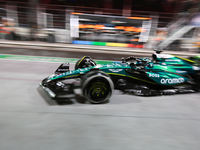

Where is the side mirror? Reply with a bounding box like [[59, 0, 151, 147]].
[[148, 62, 154, 68]]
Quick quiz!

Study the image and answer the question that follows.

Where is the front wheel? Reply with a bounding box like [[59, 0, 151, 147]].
[[81, 71, 114, 104]]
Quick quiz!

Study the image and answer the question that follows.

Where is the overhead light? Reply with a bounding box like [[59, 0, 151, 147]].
[[71, 12, 83, 15], [79, 18, 97, 22], [103, 27, 116, 30], [111, 20, 126, 23], [126, 17, 151, 20]]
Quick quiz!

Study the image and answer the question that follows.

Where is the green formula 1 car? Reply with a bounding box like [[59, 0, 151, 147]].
[[40, 51, 200, 104]]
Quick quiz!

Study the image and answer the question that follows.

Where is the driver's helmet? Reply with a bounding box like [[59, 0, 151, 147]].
[[142, 57, 151, 62], [139, 58, 151, 66]]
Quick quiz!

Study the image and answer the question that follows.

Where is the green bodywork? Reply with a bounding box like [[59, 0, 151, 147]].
[[48, 54, 200, 86], [189, 55, 200, 66]]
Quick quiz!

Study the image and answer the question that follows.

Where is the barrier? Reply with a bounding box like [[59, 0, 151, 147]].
[[0, 1, 176, 48], [72, 40, 144, 48]]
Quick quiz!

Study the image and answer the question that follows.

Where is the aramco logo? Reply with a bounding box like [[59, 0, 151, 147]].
[[160, 78, 185, 84]]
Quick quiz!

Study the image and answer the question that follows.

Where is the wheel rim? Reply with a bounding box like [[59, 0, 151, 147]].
[[86, 78, 111, 103]]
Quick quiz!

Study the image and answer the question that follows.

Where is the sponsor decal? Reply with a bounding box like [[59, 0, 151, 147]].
[[117, 79, 126, 86], [58, 69, 69, 71], [94, 64, 102, 68], [62, 63, 70, 67], [176, 70, 187, 73], [156, 54, 173, 58], [149, 73, 159, 78], [125, 89, 142, 93], [65, 70, 75, 75], [113, 63, 122, 66], [56, 82, 65, 88], [79, 68, 89, 71], [193, 66, 200, 70], [63, 85, 70, 91], [109, 69, 123, 72], [160, 78, 185, 84]]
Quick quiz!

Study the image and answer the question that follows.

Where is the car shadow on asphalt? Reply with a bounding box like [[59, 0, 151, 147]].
[[37, 87, 142, 105], [73, 94, 110, 105]]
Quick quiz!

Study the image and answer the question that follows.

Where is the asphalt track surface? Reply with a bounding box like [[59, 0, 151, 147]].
[[1, 59, 200, 150]]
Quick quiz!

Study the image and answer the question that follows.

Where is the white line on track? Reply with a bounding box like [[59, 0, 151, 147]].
[[0, 54, 115, 63]]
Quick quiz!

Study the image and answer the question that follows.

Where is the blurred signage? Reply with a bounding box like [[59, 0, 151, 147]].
[[70, 15, 79, 37], [139, 21, 152, 42]]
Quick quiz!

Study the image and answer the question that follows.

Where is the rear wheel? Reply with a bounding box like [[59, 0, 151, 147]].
[[82, 71, 114, 104]]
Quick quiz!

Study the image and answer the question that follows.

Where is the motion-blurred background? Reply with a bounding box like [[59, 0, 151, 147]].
[[0, 0, 200, 52], [1, 2, 200, 149]]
